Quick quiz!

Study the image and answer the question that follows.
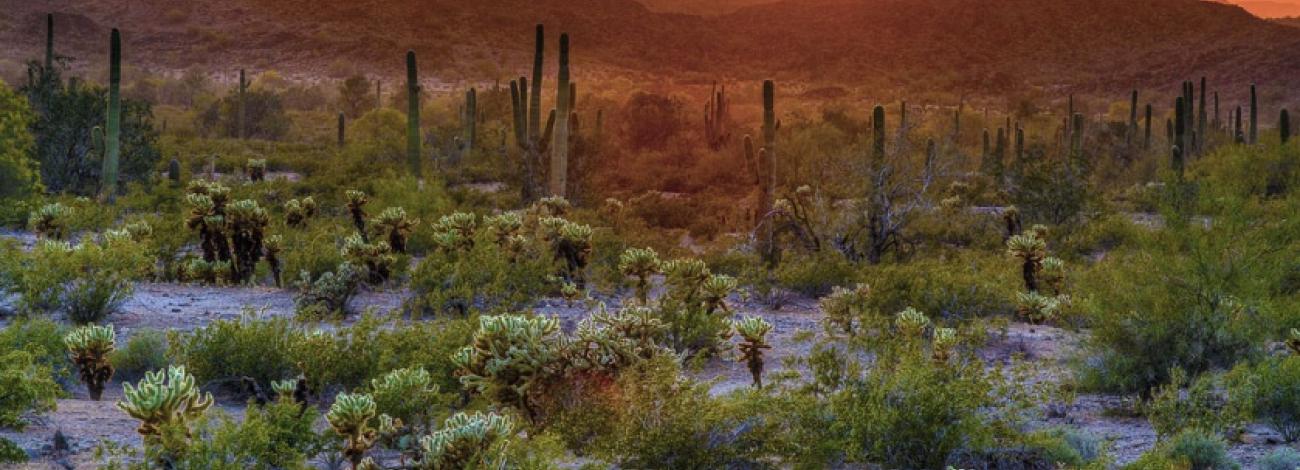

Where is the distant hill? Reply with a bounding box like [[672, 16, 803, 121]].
[[634, 0, 779, 15], [4, 0, 1300, 100]]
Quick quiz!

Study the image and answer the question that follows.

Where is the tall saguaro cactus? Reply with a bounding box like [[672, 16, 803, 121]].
[[238, 69, 248, 140], [406, 51, 422, 177], [1173, 97, 1186, 175], [45, 14, 55, 72], [1281, 109, 1291, 144], [749, 80, 778, 267], [509, 25, 560, 201], [704, 82, 730, 149], [550, 34, 572, 198], [871, 105, 886, 169], [1197, 77, 1207, 153], [338, 112, 346, 148], [1250, 83, 1258, 145], [102, 29, 122, 203], [1144, 104, 1153, 151], [463, 88, 477, 152], [1128, 90, 1138, 145]]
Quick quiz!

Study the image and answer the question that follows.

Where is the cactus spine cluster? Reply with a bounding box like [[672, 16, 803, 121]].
[[102, 29, 122, 203], [406, 51, 423, 177]]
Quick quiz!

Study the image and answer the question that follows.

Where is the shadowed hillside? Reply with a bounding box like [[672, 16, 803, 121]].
[[3, 0, 1300, 98]]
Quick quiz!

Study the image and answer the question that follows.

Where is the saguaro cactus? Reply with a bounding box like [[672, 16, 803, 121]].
[[1235, 105, 1245, 144], [463, 88, 477, 152], [871, 105, 886, 167], [1174, 97, 1186, 175], [1197, 77, 1207, 153], [338, 112, 346, 148], [758, 80, 777, 266], [406, 51, 422, 177], [1282, 109, 1292, 144], [551, 34, 572, 198], [1128, 90, 1138, 145], [45, 14, 54, 72], [238, 69, 248, 140], [102, 29, 122, 203], [705, 82, 730, 149], [1250, 84, 1259, 145], [168, 158, 181, 184], [1144, 104, 1153, 150]]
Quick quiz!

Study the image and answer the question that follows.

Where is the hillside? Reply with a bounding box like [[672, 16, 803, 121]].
[[3, 0, 1300, 98]]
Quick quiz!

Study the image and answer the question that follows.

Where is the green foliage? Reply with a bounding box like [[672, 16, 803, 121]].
[[862, 252, 1016, 320], [109, 329, 169, 382], [409, 213, 554, 316], [0, 81, 42, 201], [7, 235, 150, 322], [655, 258, 736, 356], [1257, 448, 1300, 470], [0, 350, 60, 431], [165, 401, 326, 470], [293, 262, 361, 318], [818, 283, 871, 335], [1145, 368, 1249, 440], [1126, 428, 1238, 470], [21, 65, 160, 196], [774, 250, 858, 298], [197, 87, 290, 140], [1226, 355, 1300, 441], [369, 367, 443, 434], [0, 316, 72, 383], [167, 311, 302, 390]]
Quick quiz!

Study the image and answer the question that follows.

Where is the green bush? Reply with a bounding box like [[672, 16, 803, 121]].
[[7, 236, 150, 322], [862, 252, 1016, 321], [0, 349, 62, 462], [408, 215, 554, 316], [0, 81, 42, 202], [1227, 356, 1300, 442], [0, 316, 72, 384], [1077, 208, 1284, 394], [1153, 428, 1238, 470], [110, 330, 169, 382], [774, 250, 858, 298], [1257, 448, 1300, 470], [1146, 368, 1250, 440], [167, 311, 302, 391]]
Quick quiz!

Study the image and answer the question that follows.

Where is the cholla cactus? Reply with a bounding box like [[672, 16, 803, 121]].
[[264, 235, 284, 288], [245, 158, 267, 182], [894, 307, 930, 338], [284, 198, 315, 228], [371, 368, 440, 433], [619, 247, 662, 305], [121, 221, 153, 241], [1015, 291, 1060, 324], [342, 234, 395, 285], [940, 195, 964, 211], [560, 281, 585, 306], [327, 392, 379, 468], [226, 199, 270, 284], [532, 196, 571, 218], [373, 207, 419, 253], [663, 258, 711, 294], [29, 202, 72, 240], [1001, 205, 1022, 241], [819, 284, 871, 335], [65, 325, 115, 400], [589, 306, 667, 352], [1039, 257, 1066, 295], [453, 315, 559, 419], [484, 212, 523, 244], [734, 316, 774, 388], [184, 258, 216, 284], [932, 327, 958, 362], [116, 366, 213, 440], [554, 222, 593, 288], [566, 310, 649, 376], [419, 411, 514, 469], [432, 212, 478, 253], [1007, 233, 1047, 292], [295, 262, 362, 317], [345, 190, 369, 237], [1030, 224, 1049, 240], [701, 275, 737, 314]]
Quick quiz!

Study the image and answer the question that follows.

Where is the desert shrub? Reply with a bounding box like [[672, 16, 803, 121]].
[[99, 400, 327, 470], [1226, 355, 1300, 442], [0, 316, 72, 384], [655, 258, 737, 356], [1056, 211, 1147, 258], [1145, 369, 1250, 440], [7, 235, 150, 322], [408, 212, 555, 316], [196, 88, 290, 140], [110, 330, 170, 382], [1257, 448, 1300, 470], [1077, 208, 1284, 394], [0, 349, 61, 463], [1006, 145, 1096, 225], [774, 250, 858, 298], [1194, 141, 1300, 199], [0, 81, 42, 202], [1126, 428, 1238, 470], [832, 348, 1010, 468], [861, 252, 1016, 320], [565, 355, 774, 468], [167, 311, 302, 392]]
